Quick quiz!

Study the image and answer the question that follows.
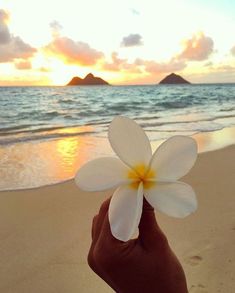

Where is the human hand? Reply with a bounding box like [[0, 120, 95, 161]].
[[88, 197, 188, 293]]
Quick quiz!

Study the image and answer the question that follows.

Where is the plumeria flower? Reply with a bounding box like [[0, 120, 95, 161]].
[[75, 116, 198, 242]]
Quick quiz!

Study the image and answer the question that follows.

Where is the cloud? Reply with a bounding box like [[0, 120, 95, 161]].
[[0, 9, 10, 44], [0, 36, 37, 62], [130, 9, 140, 16], [121, 34, 143, 47], [231, 45, 235, 56], [135, 58, 186, 74], [45, 36, 103, 66], [102, 52, 142, 73], [0, 37, 37, 62], [50, 21, 63, 38], [177, 32, 214, 61], [0, 9, 9, 23], [14, 60, 32, 70], [0, 9, 36, 62]]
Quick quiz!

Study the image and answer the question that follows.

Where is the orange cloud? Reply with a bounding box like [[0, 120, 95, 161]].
[[0, 9, 9, 22], [45, 36, 103, 66], [136, 58, 186, 74], [0, 9, 36, 63], [14, 60, 32, 70], [177, 32, 214, 61], [102, 52, 142, 73]]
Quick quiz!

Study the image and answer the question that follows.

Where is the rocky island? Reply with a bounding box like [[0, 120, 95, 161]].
[[159, 73, 190, 84], [67, 73, 109, 86]]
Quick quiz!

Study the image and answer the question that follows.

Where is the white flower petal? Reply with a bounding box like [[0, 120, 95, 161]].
[[75, 157, 130, 191], [150, 135, 197, 181], [108, 116, 152, 169], [144, 181, 197, 218], [109, 183, 144, 241]]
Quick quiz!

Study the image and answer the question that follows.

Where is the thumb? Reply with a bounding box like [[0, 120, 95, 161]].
[[138, 198, 168, 250]]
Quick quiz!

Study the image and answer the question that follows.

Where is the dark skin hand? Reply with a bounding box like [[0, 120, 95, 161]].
[[88, 197, 188, 293]]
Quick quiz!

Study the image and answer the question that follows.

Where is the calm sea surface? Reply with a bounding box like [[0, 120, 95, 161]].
[[0, 84, 235, 190]]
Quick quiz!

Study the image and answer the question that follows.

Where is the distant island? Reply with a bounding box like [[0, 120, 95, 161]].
[[67, 73, 109, 86], [159, 73, 190, 84]]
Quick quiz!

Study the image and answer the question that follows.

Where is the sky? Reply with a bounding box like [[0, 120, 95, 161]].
[[0, 0, 235, 85]]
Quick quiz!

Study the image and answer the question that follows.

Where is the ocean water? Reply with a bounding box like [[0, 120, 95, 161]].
[[0, 84, 235, 190], [1, 84, 235, 144]]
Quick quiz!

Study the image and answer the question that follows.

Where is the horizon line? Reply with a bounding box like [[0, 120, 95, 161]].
[[0, 82, 235, 87]]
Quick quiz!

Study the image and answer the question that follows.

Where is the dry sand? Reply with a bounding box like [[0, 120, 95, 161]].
[[0, 145, 234, 293]]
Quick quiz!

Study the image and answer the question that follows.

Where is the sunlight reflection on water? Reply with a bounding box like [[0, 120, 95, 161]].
[[0, 135, 112, 191]]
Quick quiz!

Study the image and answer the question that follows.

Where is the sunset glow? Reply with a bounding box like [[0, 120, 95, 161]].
[[0, 0, 235, 85]]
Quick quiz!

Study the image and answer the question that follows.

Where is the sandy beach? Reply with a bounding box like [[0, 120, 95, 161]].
[[0, 144, 234, 293]]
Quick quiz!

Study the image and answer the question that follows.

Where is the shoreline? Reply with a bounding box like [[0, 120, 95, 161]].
[[0, 145, 234, 292], [0, 125, 235, 191]]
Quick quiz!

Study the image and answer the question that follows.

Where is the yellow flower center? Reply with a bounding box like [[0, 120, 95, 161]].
[[128, 164, 156, 189]]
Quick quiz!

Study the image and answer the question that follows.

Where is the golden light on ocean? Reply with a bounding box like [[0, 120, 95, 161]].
[[55, 137, 87, 178]]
